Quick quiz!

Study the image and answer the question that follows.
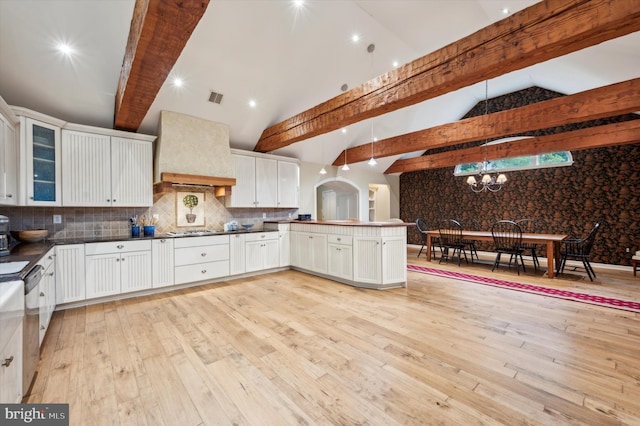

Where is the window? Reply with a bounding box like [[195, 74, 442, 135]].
[[454, 138, 573, 176]]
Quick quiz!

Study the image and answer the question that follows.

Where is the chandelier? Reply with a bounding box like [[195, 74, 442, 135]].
[[466, 80, 507, 193], [466, 161, 507, 192]]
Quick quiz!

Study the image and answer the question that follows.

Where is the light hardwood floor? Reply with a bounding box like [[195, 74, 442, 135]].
[[27, 249, 640, 425]]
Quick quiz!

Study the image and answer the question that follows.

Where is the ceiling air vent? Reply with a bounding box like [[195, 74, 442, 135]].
[[208, 91, 224, 104]]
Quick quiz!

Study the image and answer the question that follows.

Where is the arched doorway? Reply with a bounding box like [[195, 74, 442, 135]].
[[314, 178, 360, 221]]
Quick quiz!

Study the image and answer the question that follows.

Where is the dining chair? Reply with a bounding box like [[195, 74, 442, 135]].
[[459, 218, 481, 261], [557, 222, 601, 281], [516, 218, 541, 271], [416, 218, 440, 259], [438, 219, 468, 266], [491, 220, 526, 275]]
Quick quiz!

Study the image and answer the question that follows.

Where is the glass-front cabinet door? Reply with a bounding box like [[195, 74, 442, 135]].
[[25, 118, 61, 205]]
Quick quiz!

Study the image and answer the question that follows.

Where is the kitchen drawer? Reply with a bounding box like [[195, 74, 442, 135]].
[[38, 247, 56, 270], [175, 244, 229, 266], [244, 232, 278, 242], [328, 234, 352, 245], [174, 235, 229, 248], [85, 240, 151, 255], [175, 260, 229, 284]]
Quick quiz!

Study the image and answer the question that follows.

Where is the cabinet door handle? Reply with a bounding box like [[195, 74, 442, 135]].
[[2, 356, 14, 367], [117, 245, 124, 249], [337, 238, 341, 241], [112, 199, 116, 203], [7, 194, 12, 198], [40, 292, 45, 297], [201, 253, 207, 257], [29, 196, 34, 200], [201, 270, 207, 274], [160, 239, 166, 243], [40, 325, 46, 330], [49, 272, 54, 276], [121, 258, 125, 262]]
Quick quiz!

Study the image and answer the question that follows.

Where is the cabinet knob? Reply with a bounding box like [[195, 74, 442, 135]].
[[337, 238, 341, 241], [40, 325, 46, 330], [7, 194, 12, 198], [40, 292, 45, 297], [201, 270, 207, 274], [30, 196, 34, 200], [107, 199, 111, 202], [201, 253, 207, 257], [2, 356, 14, 367], [160, 239, 166, 243], [49, 272, 54, 276], [117, 245, 124, 249], [121, 258, 125, 262], [116, 258, 120, 262], [261, 234, 265, 238]]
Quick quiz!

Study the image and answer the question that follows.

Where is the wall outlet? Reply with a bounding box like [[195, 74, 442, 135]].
[[626, 247, 630, 252], [263, 213, 267, 219], [53, 214, 62, 224]]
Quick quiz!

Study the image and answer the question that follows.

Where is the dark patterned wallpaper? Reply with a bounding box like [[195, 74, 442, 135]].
[[400, 87, 640, 266]]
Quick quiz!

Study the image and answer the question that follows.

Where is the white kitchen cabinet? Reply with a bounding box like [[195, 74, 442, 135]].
[[55, 244, 86, 304], [174, 235, 229, 284], [61, 126, 153, 207], [110, 136, 153, 206], [61, 129, 111, 206], [226, 150, 300, 209], [255, 157, 278, 207], [0, 100, 18, 205], [277, 161, 299, 208], [229, 233, 246, 275], [85, 240, 152, 299], [245, 232, 279, 273], [20, 115, 63, 206], [0, 321, 22, 403], [328, 235, 353, 281], [293, 232, 327, 274], [353, 236, 407, 286], [226, 154, 256, 207], [152, 238, 174, 288], [38, 249, 56, 346], [277, 225, 290, 267]]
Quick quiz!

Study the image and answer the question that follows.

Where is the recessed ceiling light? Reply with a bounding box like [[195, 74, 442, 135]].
[[56, 42, 74, 56], [341, 128, 347, 134], [373, 137, 378, 142], [249, 99, 257, 108], [172, 77, 183, 87], [392, 61, 399, 68], [502, 7, 510, 14], [293, 0, 304, 7], [351, 34, 360, 43]]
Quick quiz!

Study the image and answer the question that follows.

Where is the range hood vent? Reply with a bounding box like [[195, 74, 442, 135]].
[[153, 111, 236, 196]]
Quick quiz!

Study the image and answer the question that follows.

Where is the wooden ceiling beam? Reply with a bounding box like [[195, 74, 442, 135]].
[[255, 0, 640, 153], [384, 120, 640, 174], [114, 0, 210, 132], [331, 78, 640, 166]]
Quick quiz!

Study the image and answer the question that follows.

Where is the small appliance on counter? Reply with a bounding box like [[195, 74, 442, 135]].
[[0, 215, 10, 256], [297, 214, 312, 221], [224, 220, 238, 232]]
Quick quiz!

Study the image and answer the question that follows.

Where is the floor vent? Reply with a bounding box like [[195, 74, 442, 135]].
[[208, 91, 224, 104]]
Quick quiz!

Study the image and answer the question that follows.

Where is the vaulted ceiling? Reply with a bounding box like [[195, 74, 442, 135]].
[[1, 0, 638, 176]]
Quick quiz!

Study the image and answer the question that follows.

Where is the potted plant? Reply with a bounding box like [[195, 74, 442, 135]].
[[183, 194, 199, 223]]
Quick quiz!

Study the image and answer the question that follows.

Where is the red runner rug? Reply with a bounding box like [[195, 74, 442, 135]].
[[407, 264, 640, 314]]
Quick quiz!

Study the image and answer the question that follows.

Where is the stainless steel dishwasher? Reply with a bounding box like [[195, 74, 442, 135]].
[[23, 264, 42, 396]]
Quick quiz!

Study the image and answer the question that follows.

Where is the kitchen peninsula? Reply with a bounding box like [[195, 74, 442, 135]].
[[266, 220, 409, 290]]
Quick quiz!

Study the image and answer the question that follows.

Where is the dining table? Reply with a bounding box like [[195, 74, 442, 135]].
[[424, 230, 568, 278]]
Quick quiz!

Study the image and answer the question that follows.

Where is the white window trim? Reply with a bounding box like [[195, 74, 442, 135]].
[[453, 136, 574, 176]]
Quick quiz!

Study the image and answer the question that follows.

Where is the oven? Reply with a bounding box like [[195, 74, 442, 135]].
[[23, 264, 42, 396]]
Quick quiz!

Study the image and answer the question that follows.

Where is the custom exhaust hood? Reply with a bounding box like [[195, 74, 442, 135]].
[[153, 110, 236, 195]]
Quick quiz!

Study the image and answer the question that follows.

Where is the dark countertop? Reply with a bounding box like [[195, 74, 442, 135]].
[[0, 229, 277, 283], [265, 220, 415, 227]]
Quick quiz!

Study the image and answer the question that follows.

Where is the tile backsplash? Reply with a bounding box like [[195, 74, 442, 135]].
[[1, 187, 297, 240]]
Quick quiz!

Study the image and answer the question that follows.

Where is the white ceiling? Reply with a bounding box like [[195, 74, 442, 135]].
[[1, 0, 639, 174]]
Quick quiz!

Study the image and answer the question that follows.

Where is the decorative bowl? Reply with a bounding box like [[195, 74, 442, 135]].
[[10, 229, 49, 243], [241, 224, 254, 232]]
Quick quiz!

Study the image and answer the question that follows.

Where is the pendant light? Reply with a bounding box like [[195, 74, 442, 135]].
[[367, 43, 377, 167], [341, 128, 350, 171]]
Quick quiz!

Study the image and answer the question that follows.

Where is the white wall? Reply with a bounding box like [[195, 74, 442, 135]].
[[299, 161, 400, 221]]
